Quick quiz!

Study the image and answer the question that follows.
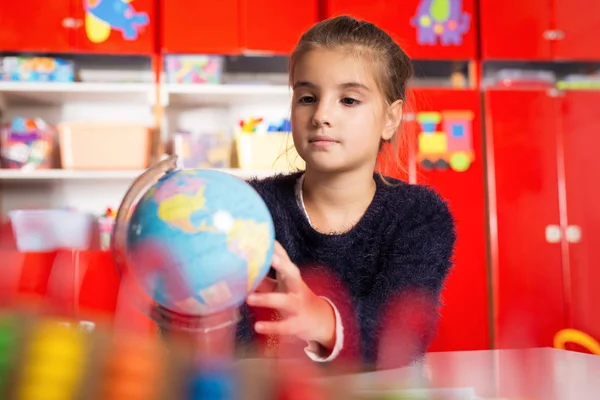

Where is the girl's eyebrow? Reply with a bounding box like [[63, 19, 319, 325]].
[[293, 81, 370, 91]]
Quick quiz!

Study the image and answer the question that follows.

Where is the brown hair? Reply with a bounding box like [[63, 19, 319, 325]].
[[288, 15, 414, 181]]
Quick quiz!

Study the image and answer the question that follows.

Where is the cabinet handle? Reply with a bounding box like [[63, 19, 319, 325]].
[[543, 30, 566, 41], [554, 30, 565, 40], [545, 225, 562, 243], [566, 225, 582, 243], [62, 18, 83, 29]]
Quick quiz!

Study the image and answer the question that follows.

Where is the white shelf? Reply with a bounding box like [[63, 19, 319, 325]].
[[0, 168, 281, 182], [0, 81, 293, 108], [0, 81, 155, 106], [165, 83, 292, 106]]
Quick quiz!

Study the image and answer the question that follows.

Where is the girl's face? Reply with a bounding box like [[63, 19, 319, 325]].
[[290, 48, 400, 174]]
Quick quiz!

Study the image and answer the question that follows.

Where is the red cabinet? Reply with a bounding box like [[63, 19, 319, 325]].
[[161, 0, 241, 54], [560, 91, 600, 343], [486, 89, 600, 349], [479, 0, 552, 60], [0, 0, 156, 55], [485, 89, 566, 348], [480, 0, 600, 60], [382, 89, 490, 352], [161, 0, 318, 55], [242, 0, 318, 54], [325, 0, 478, 60], [553, 0, 600, 60], [0, 0, 73, 53]]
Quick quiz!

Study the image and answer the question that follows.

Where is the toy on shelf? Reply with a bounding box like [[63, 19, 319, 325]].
[[98, 208, 117, 251], [165, 55, 224, 84], [0, 118, 56, 170], [0, 56, 75, 82], [239, 117, 264, 133]]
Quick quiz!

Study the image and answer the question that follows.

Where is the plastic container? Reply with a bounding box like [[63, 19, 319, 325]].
[[165, 55, 224, 84], [234, 132, 305, 171], [173, 131, 232, 168], [57, 122, 151, 170], [8, 210, 95, 252], [0, 117, 56, 170]]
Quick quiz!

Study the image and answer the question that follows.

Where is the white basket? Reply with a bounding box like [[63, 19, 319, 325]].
[[9, 209, 95, 252]]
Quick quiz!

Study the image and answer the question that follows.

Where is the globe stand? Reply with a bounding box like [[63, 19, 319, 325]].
[[152, 305, 240, 363]]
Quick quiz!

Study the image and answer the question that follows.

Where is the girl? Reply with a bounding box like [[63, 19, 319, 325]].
[[238, 15, 456, 370]]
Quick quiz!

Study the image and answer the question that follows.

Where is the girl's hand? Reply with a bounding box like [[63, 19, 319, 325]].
[[246, 242, 336, 350]]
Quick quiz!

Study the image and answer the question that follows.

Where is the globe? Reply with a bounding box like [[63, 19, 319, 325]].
[[123, 168, 275, 318]]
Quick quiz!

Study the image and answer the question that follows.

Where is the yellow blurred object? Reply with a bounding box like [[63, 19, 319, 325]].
[[17, 320, 87, 400], [234, 132, 305, 171], [553, 328, 600, 355]]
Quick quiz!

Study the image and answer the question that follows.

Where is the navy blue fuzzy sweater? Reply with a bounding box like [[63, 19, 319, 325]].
[[236, 172, 456, 369]]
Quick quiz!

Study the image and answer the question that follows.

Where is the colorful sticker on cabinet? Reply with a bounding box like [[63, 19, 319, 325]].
[[416, 110, 474, 172], [411, 0, 471, 46], [84, 0, 150, 43]]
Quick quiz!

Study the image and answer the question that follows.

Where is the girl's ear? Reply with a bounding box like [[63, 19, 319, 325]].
[[382, 99, 403, 141]]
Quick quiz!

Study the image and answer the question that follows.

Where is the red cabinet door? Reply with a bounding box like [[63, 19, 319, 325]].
[[161, 0, 240, 54], [242, 0, 318, 54], [72, 0, 156, 55], [553, 0, 600, 60], [479, 0, 552, 60], [325, 0, 477, 60], [485, 89, 566, 348], [0, 0, 72, 53], [406, 89, 489, 352], [560, 91, 600, 343]]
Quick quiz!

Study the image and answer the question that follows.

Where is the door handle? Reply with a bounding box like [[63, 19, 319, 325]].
[[62, 18, 83, 29], [566, 225, 582, 243], [543, 30, 566, 41], [545, 225, 562, 243]]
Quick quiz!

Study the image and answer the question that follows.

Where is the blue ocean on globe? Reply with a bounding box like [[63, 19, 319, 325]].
[[125, 169, 275, 317]]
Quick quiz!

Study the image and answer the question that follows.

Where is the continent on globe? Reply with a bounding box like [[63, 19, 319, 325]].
[[213, 210, 271, 290]]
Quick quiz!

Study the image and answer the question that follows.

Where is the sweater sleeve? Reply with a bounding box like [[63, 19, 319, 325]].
[[361, 187, 456, 369]]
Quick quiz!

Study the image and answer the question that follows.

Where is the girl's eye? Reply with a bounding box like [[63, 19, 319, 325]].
[[341, 97, 360, 106], [298, 96, 316, 104]]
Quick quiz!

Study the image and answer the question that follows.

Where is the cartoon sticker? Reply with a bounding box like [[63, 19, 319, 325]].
[[84, 0, 150, 43], [411, 0, 471, 46], [416, 110, 474, 172]]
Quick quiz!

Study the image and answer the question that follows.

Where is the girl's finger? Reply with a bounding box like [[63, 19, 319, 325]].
[[246, 292, 295, 314], [254, 276, 278, 293], [254, 317, 297, 336], [271, 243, 302, 292]]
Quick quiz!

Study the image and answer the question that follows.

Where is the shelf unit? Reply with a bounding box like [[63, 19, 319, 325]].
[[0, 168, 278, 182], [164, 83, 292, 106], [0, 81, 156, 106], [0, 59, 296, 216]]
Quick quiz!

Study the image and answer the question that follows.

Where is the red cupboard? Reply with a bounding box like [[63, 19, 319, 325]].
[[0, 0, 156, 55], [382, 89, 490, 352], [161, 0, 319, 55], [325, 0, 478, 60], [485, 89, 600, 349], [480, 0, 600, 60]]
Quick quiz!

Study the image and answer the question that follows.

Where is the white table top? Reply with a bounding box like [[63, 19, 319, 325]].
[[329, 348, 600, 400]]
